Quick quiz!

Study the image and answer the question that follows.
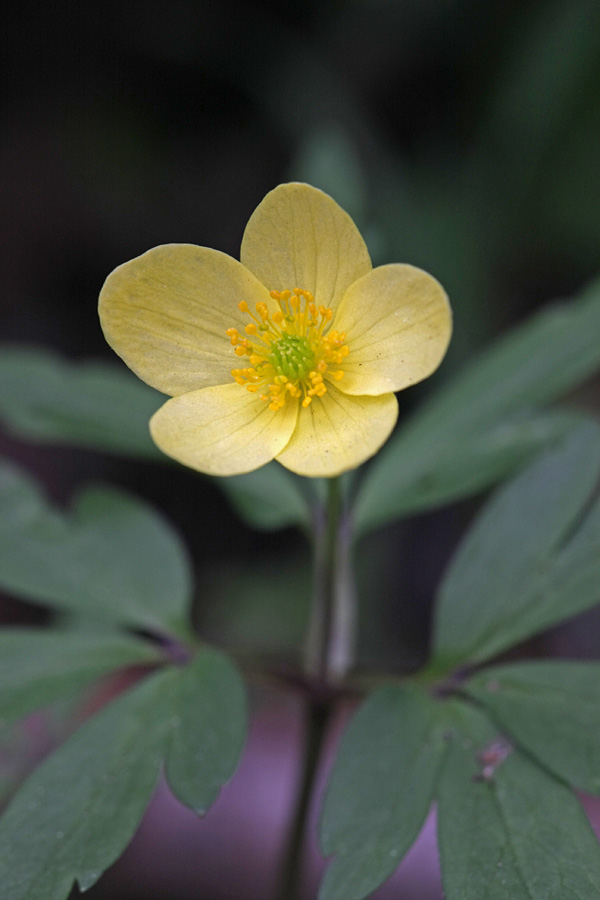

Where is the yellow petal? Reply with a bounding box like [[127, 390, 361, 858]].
[[333, 264, 452, 395], [275, 386, 398, 478], [99, 244, 270, 396], [150, 383, 298, 476], [240, 183, 372, 308]]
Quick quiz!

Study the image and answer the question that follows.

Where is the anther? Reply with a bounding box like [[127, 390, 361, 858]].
[[228, 284, 348, 412]]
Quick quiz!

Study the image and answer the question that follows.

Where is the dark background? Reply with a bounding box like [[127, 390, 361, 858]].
[[1, 1, 600, 897]]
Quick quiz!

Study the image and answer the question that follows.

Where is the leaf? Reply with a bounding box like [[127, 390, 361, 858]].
[[438, 700, 600, 900], [165, 647, 247, 814], [219, 462, 312, 532], [466, 661, 600, 796], [363, 408, 586, 528], [0, 628, 164, 726], [0, 345, 162, 459], [0, 462, 192, 637], [431, 421, 600, 672], [318, 685, 447, 900], [354, 276, 600, 534], [0, 668, 178, 900], [0, 643, 249, 900], [0, 346, 313, 534]]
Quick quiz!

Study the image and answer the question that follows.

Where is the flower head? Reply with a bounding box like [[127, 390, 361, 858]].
[[98, 183, 451, 477]]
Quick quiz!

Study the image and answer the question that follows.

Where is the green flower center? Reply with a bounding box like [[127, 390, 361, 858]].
[[268, 334, 315, 381], [227, 288, 349, 410]]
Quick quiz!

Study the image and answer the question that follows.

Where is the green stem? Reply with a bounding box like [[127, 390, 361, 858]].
[[278, 699, 330, 900], [278, 477, 358, 899], [305, 476, 356, 682]]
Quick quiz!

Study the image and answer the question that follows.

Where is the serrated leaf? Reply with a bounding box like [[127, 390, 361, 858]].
[[165, 647, 247, 814], [0, 462, 192, 637], [0, 628, 163, 726], [355, 276, 600, 534], [431, 421, 600, 671], [438, 700, 600, 900], [318, 685, 447, 900], [0, 668, 178, 900], [218, 462, 311, 532], [467, 661, 600, 795], [0, 346, 162, 458]]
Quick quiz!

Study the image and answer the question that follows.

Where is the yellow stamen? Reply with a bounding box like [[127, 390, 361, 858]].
[[227, 287, 350, 411]]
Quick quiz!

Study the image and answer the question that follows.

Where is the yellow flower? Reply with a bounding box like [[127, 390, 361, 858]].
[[98, 183, 451, 478]]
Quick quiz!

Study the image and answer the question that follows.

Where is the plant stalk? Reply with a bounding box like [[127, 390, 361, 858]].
[[278, 698, 330, 900], [278, 477, 357, 899], [305, 476, 357, 683]]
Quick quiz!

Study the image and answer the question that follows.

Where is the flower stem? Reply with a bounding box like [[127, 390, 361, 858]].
[[278, 698, 330, 900], [305, 476, 356, 683], [277, 477, 357, 898]]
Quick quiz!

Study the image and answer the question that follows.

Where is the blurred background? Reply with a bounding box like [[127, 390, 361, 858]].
[[1, 1, 600, 897]]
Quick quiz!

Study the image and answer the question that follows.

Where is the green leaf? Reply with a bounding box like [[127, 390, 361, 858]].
[[431, 421, 600, 672], [0, 345, 314, 535], [165, 647, 247, 814], [365, 408, 586, 529], [355, 276, 600, 534], [219, 462, 312, 532], [318, 685, 446, 900], [0, 462, 192, 637], [438, 700, 600, 900], [0, 668, 178, 900], [0, 346, 162, 459], [467, 661, 600, 796], [0, 628, 163, 726]]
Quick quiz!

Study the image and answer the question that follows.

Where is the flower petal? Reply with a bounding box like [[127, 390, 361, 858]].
[[275, 386, 398, 478], [99, 244, 271, 396], [150, 383, 298, 476], [334, 264, 452, 395], [240, 183, 372, 308]]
